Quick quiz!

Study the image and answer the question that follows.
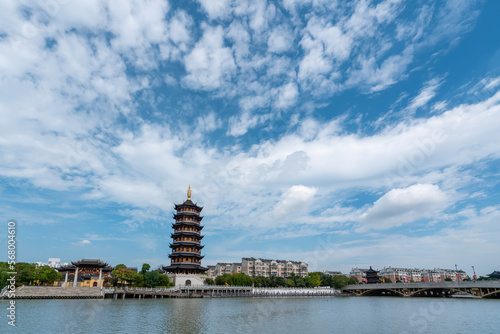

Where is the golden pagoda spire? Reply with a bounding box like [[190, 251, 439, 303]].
[[187, 185, 191, 200]]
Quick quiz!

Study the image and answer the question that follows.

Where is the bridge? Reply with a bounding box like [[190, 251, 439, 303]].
[[342, 281, 500, 298]]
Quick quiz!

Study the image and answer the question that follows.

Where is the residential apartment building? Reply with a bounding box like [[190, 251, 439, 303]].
[[349, 268, 368, 283], [213, 262, 242, 276], [207, 258, 308, 278], [241, 257, 308, 278]]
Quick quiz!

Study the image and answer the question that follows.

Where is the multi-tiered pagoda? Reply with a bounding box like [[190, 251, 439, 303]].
[[162, 186, 208, 274]]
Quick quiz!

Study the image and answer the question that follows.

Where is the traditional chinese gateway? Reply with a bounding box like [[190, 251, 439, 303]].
[[57, 259, 112, 287], [162, 186, 208, 276]]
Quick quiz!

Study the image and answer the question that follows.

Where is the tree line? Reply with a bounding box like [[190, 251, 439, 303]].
[[107, 263, 174, 288], [0, 262, 173, 289], [204, 272, 357, 289], [0, 262, 62, 288]]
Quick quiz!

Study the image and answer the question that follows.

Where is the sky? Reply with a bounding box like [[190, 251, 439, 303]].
[[0, 0, 499, 277]]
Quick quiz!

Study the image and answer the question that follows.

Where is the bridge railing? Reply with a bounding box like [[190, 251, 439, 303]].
[[343, 280, 500, 290]]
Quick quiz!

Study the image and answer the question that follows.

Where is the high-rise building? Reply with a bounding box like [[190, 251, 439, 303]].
[[162, 186, 208, 275]]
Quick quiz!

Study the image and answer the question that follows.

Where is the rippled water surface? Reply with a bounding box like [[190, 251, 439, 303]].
[[2, 297, 500, 333]]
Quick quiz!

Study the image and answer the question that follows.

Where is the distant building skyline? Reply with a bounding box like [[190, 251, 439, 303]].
[[350, 267, 470, 283]]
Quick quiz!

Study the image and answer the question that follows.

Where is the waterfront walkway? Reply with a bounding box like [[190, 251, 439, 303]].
[[1, 286, 103, 299], [104, 286, 339, 299]]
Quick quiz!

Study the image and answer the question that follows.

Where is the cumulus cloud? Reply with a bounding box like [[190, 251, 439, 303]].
[[182, 25, 236, 90], [198, 0, 231, 20], [272, 185, 317, 218], [360, 184, 448, 229], [267, 25, 294, 53], [274, 82, 299, 109], [0, 0, 495, 269]]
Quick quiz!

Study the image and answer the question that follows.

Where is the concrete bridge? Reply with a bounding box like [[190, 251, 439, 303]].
[[342, 281, 500, 298]]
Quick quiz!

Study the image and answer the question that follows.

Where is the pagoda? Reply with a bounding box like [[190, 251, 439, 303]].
[[162, 186, 208, 274], [366, 266, 380, 284]]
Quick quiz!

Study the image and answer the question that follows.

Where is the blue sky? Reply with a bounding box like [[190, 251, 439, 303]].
[[1, 0, 500, 276]]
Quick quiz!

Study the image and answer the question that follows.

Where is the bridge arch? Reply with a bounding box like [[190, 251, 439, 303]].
[[356, 288, 405, 297]]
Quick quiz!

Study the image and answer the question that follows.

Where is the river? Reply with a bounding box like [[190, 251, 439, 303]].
[[2, 296, 499, 333]]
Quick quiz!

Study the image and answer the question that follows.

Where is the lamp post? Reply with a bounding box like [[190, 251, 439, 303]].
[[455, 264, 460, 281], [471, 266, 476, 280]]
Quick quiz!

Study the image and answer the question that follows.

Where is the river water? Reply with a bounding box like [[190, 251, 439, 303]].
[[2, 296, 499, 333]]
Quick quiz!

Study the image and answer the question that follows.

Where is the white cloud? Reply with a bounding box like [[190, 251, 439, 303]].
[[298, 47, 332, 80], [198, 0, 231, 20], [347, 47, 414, 92], [74, 239, 92, 246], [196, 112, 222, 133], [227, 111, 261, 136], [406, 77, 443, 113], [267, 25, 294, 53], [272, 185, 317, 219], [274, 82, 299, 109], [303, 17, 352, 62], [482, 76, 500, 91], [302, 205, 500, 274], [182, 25, 236, 90], [359, 184, 448, 229]]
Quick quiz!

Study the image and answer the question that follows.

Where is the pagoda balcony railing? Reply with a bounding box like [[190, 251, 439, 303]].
[[171, 250, 202, 255], [170, 241, 202, 245], [171, 232, 204, 238], [169, 252, 205, 258], [173, 228, 202, 233], [170, 244, 204, 249], [171, 249, 202, 254], [171, 231, 202, 235], [172, 239, 202, 244], [175, 217, 201, 224], [172, 221, 203, 227], [174, 212, 202, 218]]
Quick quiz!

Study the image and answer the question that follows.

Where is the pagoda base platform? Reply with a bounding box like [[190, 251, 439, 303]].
[[168, 274, 208, 287]]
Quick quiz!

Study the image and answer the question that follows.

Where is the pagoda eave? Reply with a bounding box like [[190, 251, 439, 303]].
[[172, 222, 204, 230], [171, 232, 204, 239], [162, 264, 208, 272], [169, 243, 204, 249], [168, 253, 205, 259]]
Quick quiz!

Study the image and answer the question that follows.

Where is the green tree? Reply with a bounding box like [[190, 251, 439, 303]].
[[276, 277, 286, 287], [158, 274, 171, 287], [445, 277, 452, 281], [111, 264, 142, 286], [144, 271, 160, 287], [215, 274, 231, 285], [330, 275, 354, 289], [17, 263, 37, 286], [230, 273, 253, 286], [0, 262, 12, 289], [305, 272, 322, 287], [204, 278, 215, 285], [294, 277, 306, 287], [36, 266, 62, 285], [141, 263, 151, 275]]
